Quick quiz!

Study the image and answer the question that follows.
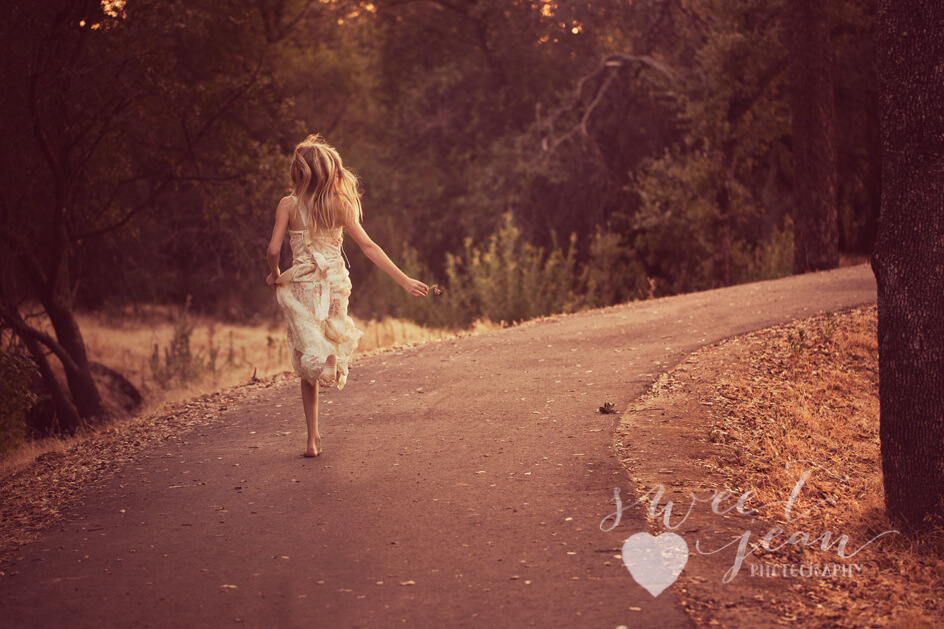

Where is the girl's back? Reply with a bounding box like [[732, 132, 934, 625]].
[[286, 195, 343, 260]]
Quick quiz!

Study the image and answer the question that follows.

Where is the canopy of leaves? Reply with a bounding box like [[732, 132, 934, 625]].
[[2, 0, 878, 326]]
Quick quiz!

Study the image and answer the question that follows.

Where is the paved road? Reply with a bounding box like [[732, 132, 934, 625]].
[[0, 266, 876, 628]]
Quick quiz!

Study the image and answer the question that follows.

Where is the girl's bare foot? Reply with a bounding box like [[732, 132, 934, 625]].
[[317, 356, 337, 387], [304, 435, 322, 457]]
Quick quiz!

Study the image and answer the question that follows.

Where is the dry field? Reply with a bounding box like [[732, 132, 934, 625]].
[[711, 306, 942, 627], [1, 307, 471, 476], [76, 306, 461, 405], [622, 306, 943, 628]]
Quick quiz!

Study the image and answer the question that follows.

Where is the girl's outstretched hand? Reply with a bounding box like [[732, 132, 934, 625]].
[[266, 272, 278, 289], [402, 278, 429, 297]]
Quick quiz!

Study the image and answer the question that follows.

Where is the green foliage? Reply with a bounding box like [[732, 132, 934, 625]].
[[679, 0, 791, 159], [354, 0, 640, 272], [581, 228, 650, 308], [361, 213, 587, 329], [353, 240, 442, 326], [627, 0, 795, 293], [729, 216, 795, 284], [441, 213, 580, 327], [632, 148, 721, 294], [2, 0, 881, 339], [363, 212, 674, 329], [0, 348, 37, 457], [787, 329, 808, 357], [621, 0, 876, 296]]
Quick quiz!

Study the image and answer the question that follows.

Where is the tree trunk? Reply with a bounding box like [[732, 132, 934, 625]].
[[872, 0, 944, 531], [36, 217, 105, 421], [789, 0, 840, 273], [19, 331, 84, 434], [43, 295, 105, 419]]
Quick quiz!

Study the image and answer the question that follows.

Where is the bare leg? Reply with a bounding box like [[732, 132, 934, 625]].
[[300, 378, 322, 457], [318, 354, 338, 387]]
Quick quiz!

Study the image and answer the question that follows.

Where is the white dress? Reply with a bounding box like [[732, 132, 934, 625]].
[[275, 196, 363, 389]]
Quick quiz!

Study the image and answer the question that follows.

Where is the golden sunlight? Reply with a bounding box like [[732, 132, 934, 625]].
[[102, 0, 126, 19], [79, 0, 126, 29]]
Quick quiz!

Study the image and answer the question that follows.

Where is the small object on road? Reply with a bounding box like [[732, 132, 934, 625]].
[[599, 402, 617, 414]]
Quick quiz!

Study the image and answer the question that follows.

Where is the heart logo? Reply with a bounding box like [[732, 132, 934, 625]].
[[621, 532, 689, 597]]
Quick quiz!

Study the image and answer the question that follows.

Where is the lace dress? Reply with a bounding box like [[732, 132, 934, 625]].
[[275, 197, 363, 389]]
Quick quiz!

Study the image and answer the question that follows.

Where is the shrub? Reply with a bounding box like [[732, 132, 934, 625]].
[[0, 347, 38, 458], [149, 296, 204, 389], [580, 227, 650, 308], [441, 213, 580, 326], [729, 216, 795, 285], [363, 214, 681, 329]]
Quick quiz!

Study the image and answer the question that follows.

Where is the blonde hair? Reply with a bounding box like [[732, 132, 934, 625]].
[[290, 134, 363, 239]]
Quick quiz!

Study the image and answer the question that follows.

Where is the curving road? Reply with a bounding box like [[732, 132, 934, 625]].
[[0, 265, 876, 628]]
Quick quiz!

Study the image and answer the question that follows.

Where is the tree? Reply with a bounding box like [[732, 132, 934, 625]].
[[631, 0, 793, 292], [0, 0, 287, 432], [361, 0, 640, 266], [789, 0, 840, 273], [872, 0, 944, 530]]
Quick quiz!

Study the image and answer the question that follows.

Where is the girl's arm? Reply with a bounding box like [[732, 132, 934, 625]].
[[265, 197, 293, 288], [344, 215, 428, 297]]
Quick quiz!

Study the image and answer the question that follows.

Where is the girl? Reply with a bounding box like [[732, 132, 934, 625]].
[[266, 134, 428, 457]]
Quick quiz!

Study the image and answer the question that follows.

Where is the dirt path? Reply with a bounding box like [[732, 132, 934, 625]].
[[0, 265, 875, 628]]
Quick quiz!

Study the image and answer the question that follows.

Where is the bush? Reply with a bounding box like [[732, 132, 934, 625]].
[[149, 297, 205, 389], [358, 206, 795, 334], [580, 227, 650, 308], [0, 348, 38, 458], [631, 148, 722, 294], [729, 216, 795, 285], [440, 213, 580, 327], [356, 242, 444, 327], [361, 213, 678, 329]]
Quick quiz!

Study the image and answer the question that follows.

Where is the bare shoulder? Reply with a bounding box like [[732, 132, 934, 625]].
[[277, 195, 296, 211], [274, 195, 296, 221]]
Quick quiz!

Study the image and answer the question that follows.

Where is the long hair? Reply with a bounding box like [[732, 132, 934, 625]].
[[289, 134, 363, 240]]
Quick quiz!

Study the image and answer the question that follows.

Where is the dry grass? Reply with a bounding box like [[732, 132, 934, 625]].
[[1, 306, 477, 477], [73, 306, 459, 405], [701, 306, 943, 627]]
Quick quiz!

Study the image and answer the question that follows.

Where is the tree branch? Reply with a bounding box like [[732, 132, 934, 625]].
[[534, 52, 683, 164], [0, 301, 84, 377], [72, 50, 267, 242]]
